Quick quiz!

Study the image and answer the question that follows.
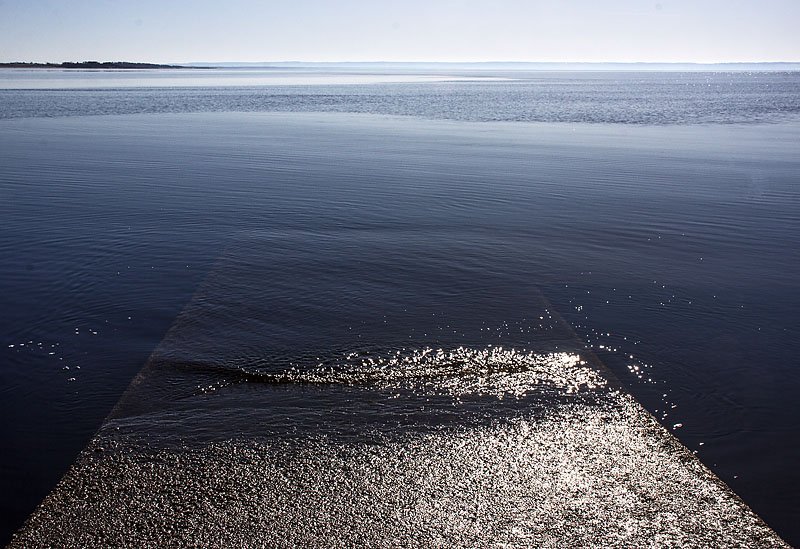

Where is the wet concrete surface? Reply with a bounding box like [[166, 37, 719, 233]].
[[9, 355, 788, 547]]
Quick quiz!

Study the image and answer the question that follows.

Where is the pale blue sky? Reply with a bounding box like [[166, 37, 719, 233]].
[[1, 0, 798, 63]]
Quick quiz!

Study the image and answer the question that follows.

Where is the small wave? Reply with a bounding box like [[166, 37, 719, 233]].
[[166, 347, 608, 398]]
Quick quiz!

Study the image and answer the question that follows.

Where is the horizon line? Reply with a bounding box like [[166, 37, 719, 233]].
[[6, 60, 800, 66]]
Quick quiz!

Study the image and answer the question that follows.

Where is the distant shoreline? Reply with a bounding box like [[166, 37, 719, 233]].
[[0, 61, 199, 69], [3, 61, 799, 72]]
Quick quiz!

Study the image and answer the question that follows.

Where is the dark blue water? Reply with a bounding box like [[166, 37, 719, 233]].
[[1, 69, 799, 544]]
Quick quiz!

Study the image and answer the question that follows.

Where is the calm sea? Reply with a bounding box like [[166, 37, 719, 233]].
[[1, 68, 799, 544]]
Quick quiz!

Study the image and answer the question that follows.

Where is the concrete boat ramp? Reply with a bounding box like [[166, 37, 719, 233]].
[[9, 239, 788, 548]]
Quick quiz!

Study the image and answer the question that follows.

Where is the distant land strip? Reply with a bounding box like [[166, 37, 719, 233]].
[[3, 60, 799, 71], [0, 61, 197, 69]]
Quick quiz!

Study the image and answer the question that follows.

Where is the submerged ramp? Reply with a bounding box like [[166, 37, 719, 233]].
[[9, 233, 787, 548]]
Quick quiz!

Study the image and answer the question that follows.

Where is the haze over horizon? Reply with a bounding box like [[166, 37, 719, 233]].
[[1, 0, 798, 65]]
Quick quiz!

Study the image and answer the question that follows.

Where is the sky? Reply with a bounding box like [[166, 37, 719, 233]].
[[0, 0, 798, 64]]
